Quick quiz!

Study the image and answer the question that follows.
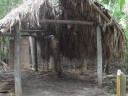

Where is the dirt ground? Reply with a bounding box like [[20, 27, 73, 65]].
[[0, 63, 128, 96], [0, 69, 111, 96]]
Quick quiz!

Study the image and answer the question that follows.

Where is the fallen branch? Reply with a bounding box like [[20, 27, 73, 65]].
[[103, 75, 128, 79], [103, 75, 116, 79]]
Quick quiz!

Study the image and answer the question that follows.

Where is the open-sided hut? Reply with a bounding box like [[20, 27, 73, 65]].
[[0, 0, 126, 95]]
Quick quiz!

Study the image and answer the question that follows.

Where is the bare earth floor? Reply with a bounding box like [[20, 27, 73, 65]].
[[0, 70, 110, 96]]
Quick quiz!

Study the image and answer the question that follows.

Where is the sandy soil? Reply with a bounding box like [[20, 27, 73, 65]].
[[0, 70, 111, 96]]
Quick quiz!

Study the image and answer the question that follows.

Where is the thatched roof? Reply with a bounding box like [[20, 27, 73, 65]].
[[0, 0, 126, 63], [0, 0, 54, 32]]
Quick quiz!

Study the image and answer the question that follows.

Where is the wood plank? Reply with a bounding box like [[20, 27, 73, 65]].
[[96, 25, 103, 87], [117, 70, 121, 96], [116, 70, 126, 96], [120, 72, 126, 96], [14, 23, 22, 96]]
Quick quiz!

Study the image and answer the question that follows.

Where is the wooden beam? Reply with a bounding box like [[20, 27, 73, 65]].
[[96, 25, 103, 87], [0, 20, 94, 33], [14, 23, 22, 96], [21, 30, 46, 32], [0, 34, 35, 37], [6, 30, 46, 33], [40, 20, 94, 25], [89, 1, 110, 22]]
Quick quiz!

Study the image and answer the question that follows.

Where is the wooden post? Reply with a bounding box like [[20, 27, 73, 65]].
[[14, 23, 22, 96], [49, 55, 54, 71], [116, 70, 126, 96], [34, 37, 38, 72], [81, 58, 88, 74], [29, 37, 35, 69], [96, 25, 103, 87], [49, 35, 62, 77], [0, 37, 1, 61]]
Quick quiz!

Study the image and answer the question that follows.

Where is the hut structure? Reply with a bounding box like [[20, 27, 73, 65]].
[[0, 0, 126, 96]]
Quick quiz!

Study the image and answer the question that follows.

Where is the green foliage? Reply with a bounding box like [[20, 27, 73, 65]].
[[106, 79, 116, 94], [0, 0, 22, 19], [98, 0, 128, 39], [99, 0, 126, 19], [119, 0, 125, 9], [0, 0, 22, 60], [53, 0, 58, 4]]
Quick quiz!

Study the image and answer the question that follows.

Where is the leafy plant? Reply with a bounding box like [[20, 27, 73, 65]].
[[53, 0, 58, 4], [0, 0, 22, 19], [106, 79, 116, 94]]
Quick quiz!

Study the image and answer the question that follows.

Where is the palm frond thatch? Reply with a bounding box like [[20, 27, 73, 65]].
[[0, 0, 53, 32], [0, 0, 126, 64]]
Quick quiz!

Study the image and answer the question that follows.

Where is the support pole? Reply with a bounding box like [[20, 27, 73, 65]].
[[29, 37, 35, 69], [34, 37, 38, 72], [14, 23, 22, 96], [0, 37, 1, 61], [49, 35, 62, 77], [96, 25, 102, 87]]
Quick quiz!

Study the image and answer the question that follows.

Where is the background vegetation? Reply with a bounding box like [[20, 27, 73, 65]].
[[0, 0, 22, 60], [99, 0, 128, 38], [0, 0, 22, 19]]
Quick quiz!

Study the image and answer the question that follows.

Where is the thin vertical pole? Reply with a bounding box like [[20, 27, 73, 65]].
[[97, 25, 102, 87], [29, 37, 35, 69], [0, 37, 1, 61], [14, 23, 22, 96], [34, 37, 38, 72]]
